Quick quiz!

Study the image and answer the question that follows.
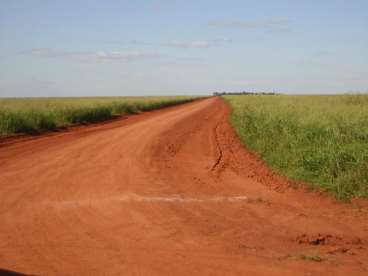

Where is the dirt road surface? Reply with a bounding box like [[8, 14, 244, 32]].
[[0, 97, 367, 275]]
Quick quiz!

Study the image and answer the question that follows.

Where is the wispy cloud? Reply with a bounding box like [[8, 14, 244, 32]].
[[165, 40, 213, 48], [209, 19, 291, 31], [24, 48, 163, 62], [158, 56, 205, 66], [164, 39, 231, 48], [314, 50, 334, 57], [127, 38, 231, 49]]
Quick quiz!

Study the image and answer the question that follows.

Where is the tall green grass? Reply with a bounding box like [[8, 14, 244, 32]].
[[225, 94, 368, 200], [0, 96, 197, 137]]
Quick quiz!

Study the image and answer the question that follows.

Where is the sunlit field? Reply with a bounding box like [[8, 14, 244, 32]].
[[0, 96, 197, 137], [225, 94, 368, 200]]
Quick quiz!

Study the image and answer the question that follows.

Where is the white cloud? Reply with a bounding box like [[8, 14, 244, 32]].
[[25, 48, 163, 62], [127, 38, 231, 49], [209, 19, 290, 31], [165, 40, 212, 48], [166, 38, 231, 48]]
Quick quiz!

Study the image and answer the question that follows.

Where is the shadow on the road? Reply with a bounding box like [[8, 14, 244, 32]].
[[0, 269, 33, 276]]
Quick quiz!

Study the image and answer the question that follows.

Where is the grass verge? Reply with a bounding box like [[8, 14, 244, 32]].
[[224, 94, 368, 200]]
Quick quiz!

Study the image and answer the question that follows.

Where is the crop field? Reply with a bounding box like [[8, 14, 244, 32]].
[[0, 96, 197, 137], [225, 94, 368, 200]]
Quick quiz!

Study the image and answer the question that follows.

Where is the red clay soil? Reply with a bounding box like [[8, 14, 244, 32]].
[[0, 97, 367, 275]]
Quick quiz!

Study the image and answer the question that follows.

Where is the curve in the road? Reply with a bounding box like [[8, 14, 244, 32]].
[[0, 97, 367, 275]]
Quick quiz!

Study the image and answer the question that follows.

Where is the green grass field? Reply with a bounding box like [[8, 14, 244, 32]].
[[0, 96, 197, 137], [225, 94, 368, 200]]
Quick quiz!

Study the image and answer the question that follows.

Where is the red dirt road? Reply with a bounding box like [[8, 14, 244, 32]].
[[0, 97, 367, 275]]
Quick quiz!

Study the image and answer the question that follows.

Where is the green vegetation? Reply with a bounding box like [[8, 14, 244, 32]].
[[225, 94, 368, 200], [287, 252, 323, 262], [0, 96, 197, 137]]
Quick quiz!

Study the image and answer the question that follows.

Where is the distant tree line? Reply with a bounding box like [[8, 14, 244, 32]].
[[213, 91, 279, 96]]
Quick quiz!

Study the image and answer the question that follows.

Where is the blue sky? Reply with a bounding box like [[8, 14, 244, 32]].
[[0, 0, 367, 97]]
